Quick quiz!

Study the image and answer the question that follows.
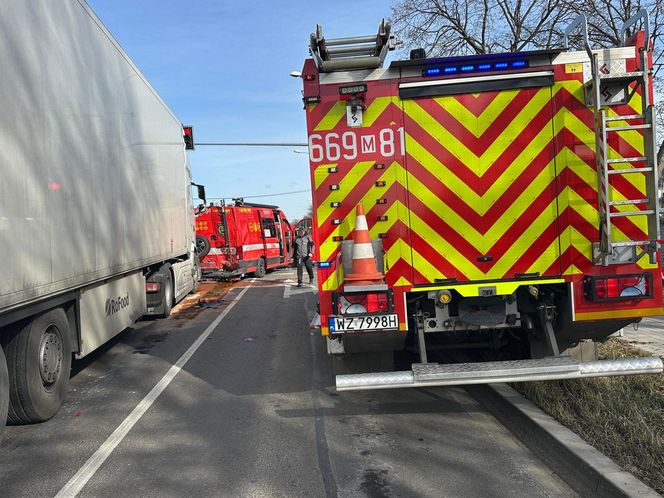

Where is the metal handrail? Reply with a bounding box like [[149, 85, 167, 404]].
[[563, 14, 593, 61], [621, 8, 650, 47]]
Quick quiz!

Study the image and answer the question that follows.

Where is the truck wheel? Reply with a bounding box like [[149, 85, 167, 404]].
[[161, 271, 173, 318], [4, 309, 72, 424], [0, 344, 8, 434], [195, 235, 210, 258], [254, 258, 266, 278], [192, 264, 201, 293]]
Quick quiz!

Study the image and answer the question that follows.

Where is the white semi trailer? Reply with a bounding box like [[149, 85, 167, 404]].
[[0, 0, 200, 429]]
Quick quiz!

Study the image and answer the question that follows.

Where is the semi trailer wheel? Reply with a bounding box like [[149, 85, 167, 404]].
[[195, 235, 210, 258], [0, 344, 8, 434], [254, 258, 266, 278], [4, 309, 72, 424]]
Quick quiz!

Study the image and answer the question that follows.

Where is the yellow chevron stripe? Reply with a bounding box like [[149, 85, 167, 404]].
[[316, 160, 374, 224], [314, 101, 346, 131], [483, 197, 560, 279], [313, 96, 401, 132], [404, 86, 553, 175], [322, 260, 342, 292], [318, 162, 407, 261], [310, 77, 653, 286], [526, 237, 561, 275], [385, 237, 448, 282], [407, 155, 560, 248], [405, 123, 557, 214], [362, 96, 401, 127], [563, 264, 583, 275], [434, 90, 518, 137], [394, 276, 412, 287], [565, 226, 594, 275], [407, 209, 476, 278], [314, 163, 338, 190]]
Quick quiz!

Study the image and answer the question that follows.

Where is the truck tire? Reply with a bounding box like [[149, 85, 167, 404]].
[[254, 258, 266, 278], [0, 344, 8, 434], [160, 270, 173, 318], [196, 235, 210, 258], [192, 260, 202, 293], [4, 309, 72, 424]]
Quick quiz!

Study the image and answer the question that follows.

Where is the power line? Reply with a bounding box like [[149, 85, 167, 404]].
[[207, 188, 311, 200], [196, 142, 308, 147]]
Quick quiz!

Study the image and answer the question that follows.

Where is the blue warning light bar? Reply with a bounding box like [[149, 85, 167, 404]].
[[421, 58, 530, 77]]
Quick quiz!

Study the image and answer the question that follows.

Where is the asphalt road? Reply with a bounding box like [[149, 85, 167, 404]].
[[0, 269, 576, 497]]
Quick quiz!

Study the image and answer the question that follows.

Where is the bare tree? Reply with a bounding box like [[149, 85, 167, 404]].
[[390, 0, 573, 57]]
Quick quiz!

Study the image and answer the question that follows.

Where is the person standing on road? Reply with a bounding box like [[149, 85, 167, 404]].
[[294, 228, 314, 287]]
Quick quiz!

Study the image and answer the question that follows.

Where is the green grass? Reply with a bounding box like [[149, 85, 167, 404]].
[[514, 339, 664, 494]]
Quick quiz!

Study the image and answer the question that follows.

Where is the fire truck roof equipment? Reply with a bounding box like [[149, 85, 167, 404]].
[[310, 19, 398, 72]]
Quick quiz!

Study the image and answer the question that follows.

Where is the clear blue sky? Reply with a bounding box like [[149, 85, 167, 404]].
[[87, 0, 395, 221]]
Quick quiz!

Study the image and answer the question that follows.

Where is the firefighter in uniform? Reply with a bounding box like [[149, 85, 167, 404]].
[[294, 227, 314, 287]]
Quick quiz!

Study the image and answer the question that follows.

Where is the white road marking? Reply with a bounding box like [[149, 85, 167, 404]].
[[283, 284, 317, 299], [55, 285, 251, 498]]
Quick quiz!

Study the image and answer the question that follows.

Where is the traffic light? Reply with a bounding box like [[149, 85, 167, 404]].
[[183, 125, 194, 150]]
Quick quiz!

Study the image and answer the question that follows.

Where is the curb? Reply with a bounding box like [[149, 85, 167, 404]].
[[466, 383, 660, 498]]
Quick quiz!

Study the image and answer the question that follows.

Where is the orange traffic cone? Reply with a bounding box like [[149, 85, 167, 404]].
[[344, 204, 385, 286]]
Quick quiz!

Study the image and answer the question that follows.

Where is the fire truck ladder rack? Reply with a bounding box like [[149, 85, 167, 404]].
[[309, 19, 398, 72], [565, 10, 660, 266]]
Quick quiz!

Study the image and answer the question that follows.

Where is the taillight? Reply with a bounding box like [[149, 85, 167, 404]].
[[366, 293, 389, 312], [338, 291, 391, 314], [146, 282, 161, 293], [584, 274, 652, 301]]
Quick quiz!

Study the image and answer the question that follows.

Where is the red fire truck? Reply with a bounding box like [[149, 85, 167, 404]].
[[299, 13, 664, 390], [195, 199, 294, 279]]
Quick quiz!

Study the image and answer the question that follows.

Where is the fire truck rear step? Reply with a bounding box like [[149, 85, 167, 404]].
[[335, 357, 663, 391]]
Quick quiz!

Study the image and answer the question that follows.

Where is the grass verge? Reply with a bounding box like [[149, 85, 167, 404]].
[[514, 338, 664, 494]]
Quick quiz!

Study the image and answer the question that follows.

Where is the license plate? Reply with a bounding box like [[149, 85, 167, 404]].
[[329, 314, 399, 333]]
